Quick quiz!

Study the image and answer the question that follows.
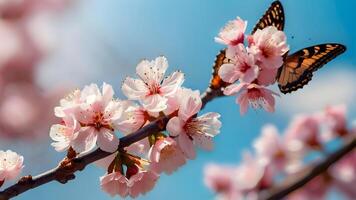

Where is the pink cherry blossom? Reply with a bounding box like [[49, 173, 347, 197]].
[[49, 115, 81, 152], [215, 17, 247, 46], [253, 125, 286, 166], [224, 82, 279, 115], [51, 83, 121, 153], [284, 114, 321, 152], [73, 83, 121, 153], [204, 163, 237, 194], [248, 26, 289, 69], [113, 101, 146, 135], [122, 56, 184, 113], [100, 169, 159, 198], [166, 90, 221, 159], [100, 172, 129, 197], [148, 137, 186, 174], [0, 150, 24, 183], [322, 104, 348, 137], [235, 152, 268, 191], [219, 44, 259, 83]]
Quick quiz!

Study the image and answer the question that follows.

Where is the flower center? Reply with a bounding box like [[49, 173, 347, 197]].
[[148, 81, 161, 95], [261, 42, 274, 58]]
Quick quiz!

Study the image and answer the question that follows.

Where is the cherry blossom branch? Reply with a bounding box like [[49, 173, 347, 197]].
[[0, 87, 223, 200], [262, 137, 356, 200]]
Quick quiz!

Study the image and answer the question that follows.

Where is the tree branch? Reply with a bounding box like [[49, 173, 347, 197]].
[[262, 137, 356, 200], [0, 87, 223, 200]]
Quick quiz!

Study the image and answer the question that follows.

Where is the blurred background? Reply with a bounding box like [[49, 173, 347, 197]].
[[0, 0, 355, 199]]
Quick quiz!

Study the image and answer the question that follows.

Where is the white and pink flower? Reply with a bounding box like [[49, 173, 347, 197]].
[[148, 137, 186, 174], [49, 115, 81, 152], [0, 150, 24, 185], [248, 26, 289, 69], [224, 82, 279, 115], [122, 56, 184, 113], [100, 168, 159, 198], [166, 89, 221, 159], [51, 83, 122, 153], [219, 44, 259, 83], [215, 17, 247, 46]]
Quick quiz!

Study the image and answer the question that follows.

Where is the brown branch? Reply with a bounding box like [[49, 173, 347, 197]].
[[261, 137, 356, 200], [0, 87, 223, 200]]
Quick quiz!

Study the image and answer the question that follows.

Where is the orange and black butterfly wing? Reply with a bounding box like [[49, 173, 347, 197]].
[[209, 49, 231, 90], [251, 0, 285, 34], [277, 44, 346, 94]]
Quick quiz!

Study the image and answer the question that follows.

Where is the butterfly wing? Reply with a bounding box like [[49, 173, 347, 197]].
[[251, 0, 285, 34], [209, 1, 285, 90], [209, 49, 231, 89], [277, 43, 346, 94]]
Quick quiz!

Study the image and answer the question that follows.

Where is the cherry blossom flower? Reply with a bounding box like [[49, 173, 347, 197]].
[[100, 167, 159, 198], [219, 44, 259, 83], [248, 26, 289, 69], [285, 114, 321, 152], [322, 104, 348, 137], [0, 150, 24, 185], [215, 17, 247, 46], [122, 56, 184, 113], [148, 137, 186, 174], [256, 67, 279, 86], [49, 115, 81, 152], [254, 125, 286, 166], [51, 83, 122, 153], [235, 152, 269, 191], [112, 101, 146, 135], [224, 82, 279, 115], [166, 89, 221, 159], [204, 164, 237, 194]]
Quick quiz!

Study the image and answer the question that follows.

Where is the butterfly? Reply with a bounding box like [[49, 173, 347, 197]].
[[210, 0, 346, 94]]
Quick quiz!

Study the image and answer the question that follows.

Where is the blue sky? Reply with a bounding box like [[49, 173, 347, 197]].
[[6, 0, 356, 199]]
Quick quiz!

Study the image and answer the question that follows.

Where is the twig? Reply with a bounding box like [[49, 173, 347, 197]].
[[262, 137, 356, 200], [0, 87, 223, 200]]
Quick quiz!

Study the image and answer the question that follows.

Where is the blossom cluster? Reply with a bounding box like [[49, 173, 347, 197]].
[[0, 0, 74, 139], [50, 56, 222, 198], [215, 17, 289, 114], [0, 150, 24, 188], [204, 105, 355, 200]]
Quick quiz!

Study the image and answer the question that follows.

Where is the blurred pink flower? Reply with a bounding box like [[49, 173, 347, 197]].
[[204, 164, 241, 199], [235, 152, 271, 192], [0, 150, 24, 184], [219, 44, 259, 83], [148, 137, 186, 174], [100, 168, 159, 198], [224, 82, 279, 115], [215, 17, 247, 46], [322, 104, 348, 137], [166, 89, 221, 159], [122, 56, 184, 113], [285, 114, 322, 152], [248, 26, 289, 69]]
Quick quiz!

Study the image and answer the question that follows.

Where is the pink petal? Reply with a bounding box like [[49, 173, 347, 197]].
[[97, 129, 119, 153], [122, 77, 149, 100], [223, 82, 247, 96], [166, 117, 185, 137], [178, 94, 202, 121], [218, 63, 240, 83], [141, 94, 167, 112], [178, 133, 196, 159], [160, 71, 184, 96]]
